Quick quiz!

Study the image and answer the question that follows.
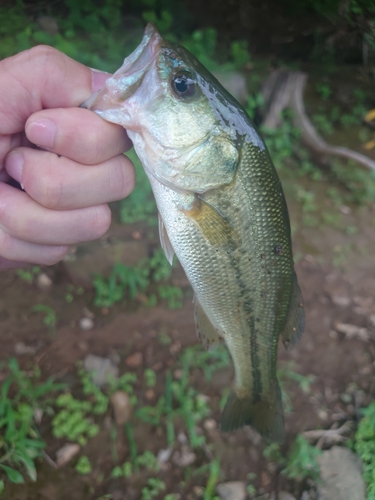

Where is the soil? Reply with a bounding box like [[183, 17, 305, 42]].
[[1, 79, 375, 500]]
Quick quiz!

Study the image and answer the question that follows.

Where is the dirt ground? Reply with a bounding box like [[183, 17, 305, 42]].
[[1, 170, 375, 500]]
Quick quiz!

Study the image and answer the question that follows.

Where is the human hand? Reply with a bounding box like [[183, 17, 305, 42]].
[[0, 46, 134, 270]]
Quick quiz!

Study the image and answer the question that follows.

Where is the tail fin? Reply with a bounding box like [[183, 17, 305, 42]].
[[220, 382, 285, 444]]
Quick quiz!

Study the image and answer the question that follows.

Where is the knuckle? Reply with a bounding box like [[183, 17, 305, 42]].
[[28, 45, 59, 61], [110, 156, 136, 199], [43, 246, 69, 266]]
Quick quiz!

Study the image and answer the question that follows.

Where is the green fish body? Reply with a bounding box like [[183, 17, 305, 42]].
[[84, 24, 304, 443]]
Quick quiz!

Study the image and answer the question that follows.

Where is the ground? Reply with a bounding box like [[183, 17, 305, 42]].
[[1, 73, 375, 500]]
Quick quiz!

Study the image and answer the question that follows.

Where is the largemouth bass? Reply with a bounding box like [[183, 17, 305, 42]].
[[84, 24, 304, 443]]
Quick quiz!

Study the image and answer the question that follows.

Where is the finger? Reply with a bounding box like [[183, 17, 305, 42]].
[[0, 183, 111, 245], [0, 45, 107, 135], [0, 230, 68, 266], [25, 108, 132, 164], [5, 148, 135, 210]]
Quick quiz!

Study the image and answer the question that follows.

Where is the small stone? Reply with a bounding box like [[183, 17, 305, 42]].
[[278, 492, 297, 500], [169, 341, 182, 355], [177, 432, 188, 444], [339, 205, 351, 215], [261, 471, 270, 487], [334, 322, 369, 341], [83, 354, 119, 387], [14, 342, 37, 355], [110, 391, 132, 425], [216, 481, 246, 500], [36, 273, 52, 290], [203, 418, 217, 431], [56, 443, 80, 468], [79, 317, 94, 331], [125, 352, 143, 368], [157, 448, 173, 464], [145, 389, 155, 401], [173, 448, 196, 467], [331, 295, 351, 307], [132, 231, 142, 240], [193, 486, 204, 496]]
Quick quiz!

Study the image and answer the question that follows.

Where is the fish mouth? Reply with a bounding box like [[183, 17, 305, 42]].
[[81, 23, 163, 124]]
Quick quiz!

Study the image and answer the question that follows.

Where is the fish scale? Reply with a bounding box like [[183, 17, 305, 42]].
[[84, 23, 304, 443]]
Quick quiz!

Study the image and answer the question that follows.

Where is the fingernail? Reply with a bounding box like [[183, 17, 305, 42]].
[[26, 118, 57, 148], [91, 70, 111, 92], [5, 151, 24, 183]]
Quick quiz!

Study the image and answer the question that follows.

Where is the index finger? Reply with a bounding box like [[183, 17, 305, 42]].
[[0, 45, 104, 135]]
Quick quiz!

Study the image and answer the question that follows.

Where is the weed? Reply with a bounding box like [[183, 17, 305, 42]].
[[141, 477, 166, 500], [31, 304, 57, 333], [75, 455, 92, 475], [282, 435, 321, 481], [16, 266, 41, 283], [315, 82, 332, 100], [144, 369, 157, 388], [158, 284, 183, 309], [203, 458, 221, 500], [352, 401, 375, 499], [0, 359, 65, 491]]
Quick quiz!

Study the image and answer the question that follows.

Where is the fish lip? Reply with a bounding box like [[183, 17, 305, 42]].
[[82, 23, 163, 118]]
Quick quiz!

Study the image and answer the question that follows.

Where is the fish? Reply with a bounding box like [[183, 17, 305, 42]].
[[83, 23, 305, 443]]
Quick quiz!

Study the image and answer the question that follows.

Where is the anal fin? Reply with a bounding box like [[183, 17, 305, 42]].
[[194, 295, 223, 351], [281, 273, 305, 351]]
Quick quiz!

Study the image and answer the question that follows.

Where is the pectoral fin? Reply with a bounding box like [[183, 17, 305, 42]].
[[158, 213, 175, 265], [181, 196, 236, 247], [194, 296, 223, 351], [281, 274, 305, 351]]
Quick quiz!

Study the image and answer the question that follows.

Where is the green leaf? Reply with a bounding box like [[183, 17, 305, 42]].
[[0, 465, 24, 484]]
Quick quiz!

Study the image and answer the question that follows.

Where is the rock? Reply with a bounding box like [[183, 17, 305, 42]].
[[334, 322, 369, 341], [110, 391, 132, 425], [36, 273, 53, 290], [55, 443, 80, 468], [331, 295, 351, 307], [125, 352, 143, 368], [216, 481, 246, 500], [79, 317, 94, 331], [213, 72, 248, 104], [173, 447, 196, 467], [317, 446, 365, 500], [83, 354, 119, 387], [14, 342, 37, 355], [278, 492, 297, 500], [157, 448, 173, 464], [63, 240, 147, 286], [36, 16, 59, 36], [203, 418, 217, 431]]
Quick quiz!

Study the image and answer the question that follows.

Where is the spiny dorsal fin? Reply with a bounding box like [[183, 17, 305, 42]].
[[194, 295, 223, 351], [281, 273, 305, 351], [158, 212, 175, 265]]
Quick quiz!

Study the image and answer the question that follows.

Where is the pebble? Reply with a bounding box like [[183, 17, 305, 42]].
[[14, 342, 37, 355], [145, 389, 155, 401], [203, 418, 217, 431], [83, 354, 119, 387], [79, 317, 94, 331], [157, 448, 173, 464], [110, 391, 132, 425], [334, 322, 369, 341], [216, 481, 246, 500], [331, 295, 351, 307], [36, 273, 53, 290], [125, 352, 143, 368], [172, 448, 196, 467], [55, 443, 80, 468]]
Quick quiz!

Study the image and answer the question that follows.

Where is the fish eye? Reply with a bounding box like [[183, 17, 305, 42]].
[[171, 73, 196, 99]]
